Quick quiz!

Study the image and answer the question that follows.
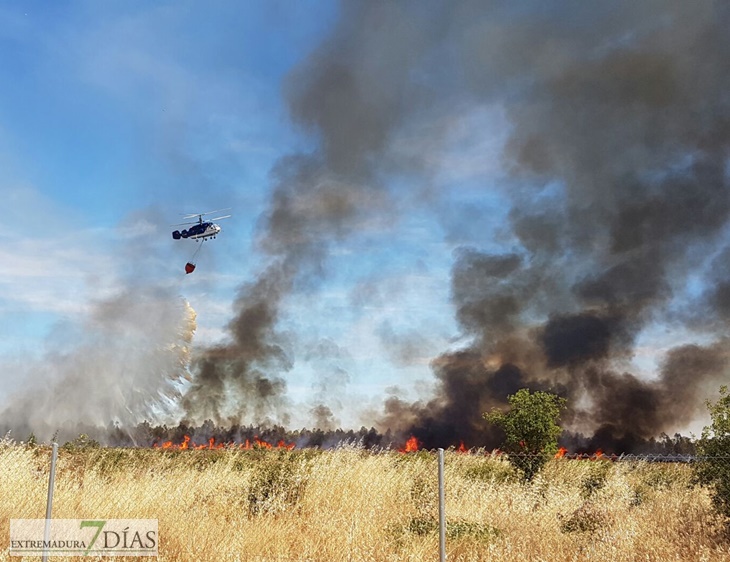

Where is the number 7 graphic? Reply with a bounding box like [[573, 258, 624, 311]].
[[80, 520, 106, 556]]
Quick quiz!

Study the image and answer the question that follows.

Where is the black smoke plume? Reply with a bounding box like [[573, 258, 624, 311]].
[[379, 1, 730, 450], [179, 1, 730, 452]]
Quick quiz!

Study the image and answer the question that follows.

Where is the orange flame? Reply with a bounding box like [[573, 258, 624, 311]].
[[152, 434, 294, 451], [457, 441, 467, 453], [399, 435, 420, 452], [555, 446, 568, 459]]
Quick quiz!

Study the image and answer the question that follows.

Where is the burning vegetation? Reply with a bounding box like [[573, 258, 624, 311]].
[[2, 3, 730, 454], [175, 2, 730, 454], [152, 435, 295, 451], [18, 420, 698, 458]]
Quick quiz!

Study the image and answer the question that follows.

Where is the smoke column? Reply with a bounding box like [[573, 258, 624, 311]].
[[378, 1, 730, 449], [177, 1, 730, 450], [179, 1, 426, 423], [0, 289, 196, 443]]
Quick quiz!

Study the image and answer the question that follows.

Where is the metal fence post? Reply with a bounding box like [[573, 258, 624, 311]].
[[42, 442, 58, 562], [438, 447, 445, 562]]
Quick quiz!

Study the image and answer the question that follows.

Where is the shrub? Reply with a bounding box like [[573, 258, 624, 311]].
[[693, 386, 730, 520], [484, 389, 566, 481]]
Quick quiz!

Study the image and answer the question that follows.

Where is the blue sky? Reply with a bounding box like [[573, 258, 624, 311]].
[[1, 2, 727, 439], [0, 1, 498, 428]]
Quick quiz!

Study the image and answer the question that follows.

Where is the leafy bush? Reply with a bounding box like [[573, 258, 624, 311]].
[[693, 386, 730, 520], [484, 389, 566, 481]]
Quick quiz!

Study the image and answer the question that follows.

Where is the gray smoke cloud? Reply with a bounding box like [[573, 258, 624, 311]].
[[180, 1, 730, 448], [181, 262, 293, 426], [0, 288, 196, 443], [387, 1, 730, 447], [180, 1, 456, 425], [179, 2, 418, 424]]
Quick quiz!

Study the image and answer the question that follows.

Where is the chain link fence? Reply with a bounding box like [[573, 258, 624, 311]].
[[2, 437, 730, 561]]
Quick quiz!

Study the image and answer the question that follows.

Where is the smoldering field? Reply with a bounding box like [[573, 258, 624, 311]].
[[2, 441, 730, 562]]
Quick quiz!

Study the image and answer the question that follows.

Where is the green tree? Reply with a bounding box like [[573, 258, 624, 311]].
[[484, 388, 566, 481], [693, 386, 730, 519]]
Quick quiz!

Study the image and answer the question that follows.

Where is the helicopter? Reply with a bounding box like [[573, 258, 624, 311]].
[[172, 209, 231, 274], [171, 209, 231, 241]]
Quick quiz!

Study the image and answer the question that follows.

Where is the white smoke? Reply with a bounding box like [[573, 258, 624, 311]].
[[0, 289, 197, 441]]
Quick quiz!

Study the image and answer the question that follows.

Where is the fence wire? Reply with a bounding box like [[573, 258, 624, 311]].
[[3, 440, 730, 562]]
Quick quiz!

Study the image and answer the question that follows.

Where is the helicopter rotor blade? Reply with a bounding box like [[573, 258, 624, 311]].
[[209, 215, 231, 221], [181, 207, 232, 219]]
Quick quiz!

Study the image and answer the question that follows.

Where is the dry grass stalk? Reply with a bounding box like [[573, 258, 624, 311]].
[[1, 441, 728, 561]]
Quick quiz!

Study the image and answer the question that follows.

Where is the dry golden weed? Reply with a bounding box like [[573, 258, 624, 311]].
[[1, 441, 729, 561]]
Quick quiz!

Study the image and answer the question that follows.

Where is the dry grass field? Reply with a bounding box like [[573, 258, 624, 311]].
[[1, 439, 729, 562]]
